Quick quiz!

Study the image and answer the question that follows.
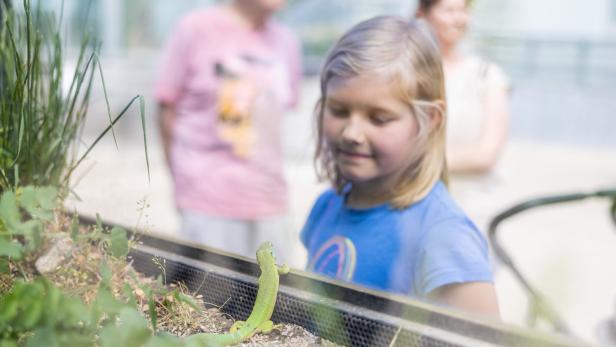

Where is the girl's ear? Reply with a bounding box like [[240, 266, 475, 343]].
[[428, 100, 445, 131]]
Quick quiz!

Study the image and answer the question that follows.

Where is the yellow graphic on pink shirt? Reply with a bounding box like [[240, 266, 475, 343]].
[[217, 78, 256, 158]]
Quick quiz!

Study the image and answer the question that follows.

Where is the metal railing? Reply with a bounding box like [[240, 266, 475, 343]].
[[488, 188, 616, 335], [473, 33, 616, 88]]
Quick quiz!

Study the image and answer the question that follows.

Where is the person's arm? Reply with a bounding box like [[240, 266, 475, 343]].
[[428, 281, 501, 319], [158, 102, 176, 169], [447, 84, 510, 175], [154, 16, 193, 170]]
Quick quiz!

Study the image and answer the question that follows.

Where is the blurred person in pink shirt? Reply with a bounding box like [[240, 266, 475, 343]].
[[155, 0, 302, 262]]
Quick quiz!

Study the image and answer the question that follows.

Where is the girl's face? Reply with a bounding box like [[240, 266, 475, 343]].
[[422, 0, 469, 48], [323, 74, 420, 192]]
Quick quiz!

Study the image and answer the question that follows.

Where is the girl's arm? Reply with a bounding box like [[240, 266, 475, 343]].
[[428, 281, 501, 319], [446, 84, 510, 175]]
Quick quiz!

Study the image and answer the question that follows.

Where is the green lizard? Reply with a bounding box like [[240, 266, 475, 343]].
[[184, 242, 290, 347]]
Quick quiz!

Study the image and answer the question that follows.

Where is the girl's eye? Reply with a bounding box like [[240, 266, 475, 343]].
[[327, 106, 348, 118], [371, 114, 393, 125]]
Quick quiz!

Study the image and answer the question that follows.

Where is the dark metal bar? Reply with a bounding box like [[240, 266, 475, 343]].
[[487, 188, 616, 335]]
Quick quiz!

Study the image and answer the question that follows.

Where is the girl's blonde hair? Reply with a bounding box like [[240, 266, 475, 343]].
[[315, 16, 448, 208]]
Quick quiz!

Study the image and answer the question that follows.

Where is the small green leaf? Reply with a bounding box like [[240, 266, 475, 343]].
[[109, 227, 128, 258], [36, 186, 58, 210], [0, 191, 21, 231], [122, 283, 137, 308], [20, 299, 43, 329], [0, 238, 23, 259], [25, 327, 60, 347], [20, 220, 42, 251], [95, 213, 103, 231], [70, 213, 79, 242], [174, 291, 201, 312], [44, 281, 62, 317], [0, 258, 9, 273], [146, 332, 181, 347], [0, 295, 20, 321], [148, 289, 157, 331], [0, 339, 19, 347], [19, 186, 56, 221], [100, 260, 112, 287], [99, 308, 152, 347], [19, 186, 38, 215], [95, 288, 124, 317]]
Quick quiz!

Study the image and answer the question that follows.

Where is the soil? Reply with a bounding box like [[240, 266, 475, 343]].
[[169, 306, 341, 346]]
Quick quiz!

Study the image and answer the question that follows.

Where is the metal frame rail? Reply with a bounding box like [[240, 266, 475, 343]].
[[487, 188, 616, 335]]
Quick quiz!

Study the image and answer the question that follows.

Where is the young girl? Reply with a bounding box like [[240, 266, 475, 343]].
[[300, 16, 500, 318]]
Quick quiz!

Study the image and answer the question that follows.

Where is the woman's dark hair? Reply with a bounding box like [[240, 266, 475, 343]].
[[418, 0, 440, 12], [418, 0, 472, 12]]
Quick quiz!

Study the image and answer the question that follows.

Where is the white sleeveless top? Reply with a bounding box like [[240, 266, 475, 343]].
[[446, 56, 510, 146], [445, 56, 511, 232]]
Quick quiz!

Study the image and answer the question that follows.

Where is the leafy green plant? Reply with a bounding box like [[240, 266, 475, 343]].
[[0, 268, 190, 347], [0, 0, 149, 195], [0, 187, 200, 347], [0, 186, 128, 273], [0, 186, 57, 267]]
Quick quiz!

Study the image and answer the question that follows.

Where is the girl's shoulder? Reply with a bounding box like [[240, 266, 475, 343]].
[[315, 188, 340, 204], [307, 188, 343, 217], [404, 181, 471, 227]]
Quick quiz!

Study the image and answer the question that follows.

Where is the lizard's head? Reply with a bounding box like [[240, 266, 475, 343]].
[[256, 241, 276, 265]]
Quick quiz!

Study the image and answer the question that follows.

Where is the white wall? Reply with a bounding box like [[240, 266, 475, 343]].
[[472, 0, 614, 38]]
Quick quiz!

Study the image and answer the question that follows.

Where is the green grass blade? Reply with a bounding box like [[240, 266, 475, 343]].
[[63, 95, 141, 184], [95, 53, 119, 150], [139, 95, 150, 182]]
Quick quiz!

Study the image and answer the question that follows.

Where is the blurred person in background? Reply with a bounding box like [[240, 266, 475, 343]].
[[416, 0, 511, 232], [155, 0, 302, 262]]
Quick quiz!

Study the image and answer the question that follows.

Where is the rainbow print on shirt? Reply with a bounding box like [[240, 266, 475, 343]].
[[307, 236, 357, 281]]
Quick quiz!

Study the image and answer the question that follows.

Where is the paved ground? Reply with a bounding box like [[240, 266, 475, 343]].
[[65, 74, 616, 346]]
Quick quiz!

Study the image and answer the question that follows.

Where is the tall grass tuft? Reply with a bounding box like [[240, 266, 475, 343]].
[[0, 0, 149, 195]]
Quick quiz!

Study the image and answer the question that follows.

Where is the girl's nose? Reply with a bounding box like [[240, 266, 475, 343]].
[[340, 117, 365, 144]]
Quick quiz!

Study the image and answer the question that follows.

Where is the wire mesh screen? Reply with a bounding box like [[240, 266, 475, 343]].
[[127, 238, 587, 347], [131, 249, 403, 347]]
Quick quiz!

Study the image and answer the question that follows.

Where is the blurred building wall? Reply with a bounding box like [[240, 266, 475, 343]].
[[27, 0, 616, 148], [472, 0, 615, 38]]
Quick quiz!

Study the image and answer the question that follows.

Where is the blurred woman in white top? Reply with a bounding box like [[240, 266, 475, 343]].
[[416, 0, 512, 231]]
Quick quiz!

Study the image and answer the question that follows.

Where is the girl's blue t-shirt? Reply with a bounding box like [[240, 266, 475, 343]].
[[300, 181, 493, 297]]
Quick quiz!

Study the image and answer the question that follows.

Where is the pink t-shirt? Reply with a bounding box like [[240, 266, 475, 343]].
[[155, 6, 302, 219]]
